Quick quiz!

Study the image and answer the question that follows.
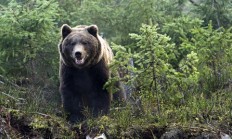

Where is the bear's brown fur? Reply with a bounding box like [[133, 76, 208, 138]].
[[58, 24, 125, 123]]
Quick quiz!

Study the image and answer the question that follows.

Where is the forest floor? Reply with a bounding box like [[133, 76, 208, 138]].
[[0, 107, 231, 139], [0, 82, 232, 139]]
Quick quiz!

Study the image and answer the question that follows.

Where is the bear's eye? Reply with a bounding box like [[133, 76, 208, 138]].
[[70, 42, 76, 46], [82, 42, 88, 45]]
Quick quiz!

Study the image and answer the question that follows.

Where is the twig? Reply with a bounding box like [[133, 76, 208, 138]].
[[189, 0, 200, 7], [0, 75, 20, 88], [29, 112, 51, 118], [1, 107, 51, 118], [110, 107, 127, 111], [3, 129, 11, 139], [1, 92, 19, 101]]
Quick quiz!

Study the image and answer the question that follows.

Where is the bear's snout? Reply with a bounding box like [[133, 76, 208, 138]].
[[75, 51, 82, 60], [71, 44, 87, 66], [74, 51, 85, 65]]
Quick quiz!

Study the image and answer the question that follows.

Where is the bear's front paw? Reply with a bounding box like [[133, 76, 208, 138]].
[[67, 113, 84, 124]]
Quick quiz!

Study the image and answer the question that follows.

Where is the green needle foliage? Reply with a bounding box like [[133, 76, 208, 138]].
[[110, 23, 199, 113], [0, 0, 59, 83]]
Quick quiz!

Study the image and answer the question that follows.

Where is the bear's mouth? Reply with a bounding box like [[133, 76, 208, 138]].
[[75, 58, 84, 65]]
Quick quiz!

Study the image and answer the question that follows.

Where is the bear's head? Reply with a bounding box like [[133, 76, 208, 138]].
[[59, 24, 112, 69]]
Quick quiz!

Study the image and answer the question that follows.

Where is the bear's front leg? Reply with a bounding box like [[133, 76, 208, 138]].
[[88, 90, 111, 117], [61, 90, 84, 124]]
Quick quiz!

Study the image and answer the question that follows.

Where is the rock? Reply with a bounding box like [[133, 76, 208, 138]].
[[86, 133, 107, 139], [220, 132, 231, 139], [160, 129, 184, 139]]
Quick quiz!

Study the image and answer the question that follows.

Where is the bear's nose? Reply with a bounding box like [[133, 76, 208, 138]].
[[75, 52, 82, 60]]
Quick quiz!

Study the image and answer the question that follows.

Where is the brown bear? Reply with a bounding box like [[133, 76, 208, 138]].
[[58, 24, 125, 123]]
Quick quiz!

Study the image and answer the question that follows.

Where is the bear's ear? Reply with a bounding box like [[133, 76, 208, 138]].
[[87, 25, 98, 37], [61, 24, 72, 39]]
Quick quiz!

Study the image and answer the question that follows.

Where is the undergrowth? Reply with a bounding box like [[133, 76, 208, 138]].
[[1, 81, 231, 138]]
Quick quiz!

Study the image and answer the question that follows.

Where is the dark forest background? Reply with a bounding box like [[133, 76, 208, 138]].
[[0, 0, 232, 138]]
